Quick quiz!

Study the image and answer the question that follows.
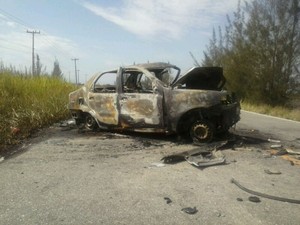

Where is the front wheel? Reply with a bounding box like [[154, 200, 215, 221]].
[[189, 120, 214, 143]]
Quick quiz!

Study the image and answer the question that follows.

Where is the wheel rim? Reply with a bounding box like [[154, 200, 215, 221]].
[[85, 115, 96, 129], [190, 121, 214, 142], [193, 124, 209, 140]]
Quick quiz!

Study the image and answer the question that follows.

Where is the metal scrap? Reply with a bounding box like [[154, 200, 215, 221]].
[[264, 169, 282, 175], [248, 196, 261, 203], [164, 197, 172, 204], [185, 150, 225, 167], [181, 207, 198, 215], [231, 178, 300, 204], [161, 141, 227, 167]]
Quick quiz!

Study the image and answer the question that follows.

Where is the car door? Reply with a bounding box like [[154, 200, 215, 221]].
[[118, 68, 164, 128], [87, 70, 119, 126]]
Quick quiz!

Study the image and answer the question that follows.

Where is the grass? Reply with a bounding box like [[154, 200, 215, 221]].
[[241, 101, 300, 122], [0, 71, 76, 148]]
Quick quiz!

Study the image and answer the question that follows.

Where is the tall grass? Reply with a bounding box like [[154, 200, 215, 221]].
[[241, 101, 300, 122], [0, 71, 76, 147]]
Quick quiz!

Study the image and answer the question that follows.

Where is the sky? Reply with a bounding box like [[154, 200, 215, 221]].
[[0, 0, 240, 83]]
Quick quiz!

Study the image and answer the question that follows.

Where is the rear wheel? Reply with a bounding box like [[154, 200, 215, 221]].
[[85, 114, 98, 130], [189, 120, 214, 143]]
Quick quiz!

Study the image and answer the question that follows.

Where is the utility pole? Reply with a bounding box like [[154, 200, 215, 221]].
[[71, 58, 79, 84], [77, 70, 80, 84], [27, 30, 40, 75]]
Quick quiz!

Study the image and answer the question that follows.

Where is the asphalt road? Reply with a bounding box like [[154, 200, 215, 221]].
[[0, 111, 300, 225], [238, 110, 300, 142]]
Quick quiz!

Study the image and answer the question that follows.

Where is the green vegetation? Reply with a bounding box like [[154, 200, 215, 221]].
[[0, 70, 76, 147], [203, 0, 300, 106], [242, 101, 300, 122]]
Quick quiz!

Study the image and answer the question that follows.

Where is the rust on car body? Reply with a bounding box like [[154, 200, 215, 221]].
[[69, 62, 240, 142]]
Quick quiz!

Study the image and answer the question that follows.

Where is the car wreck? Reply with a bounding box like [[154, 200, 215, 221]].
[[68, 62, 240, 142]]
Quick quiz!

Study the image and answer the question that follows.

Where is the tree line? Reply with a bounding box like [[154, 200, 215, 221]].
[[0, 55, 63, 78], [203, 0, 300, 106]]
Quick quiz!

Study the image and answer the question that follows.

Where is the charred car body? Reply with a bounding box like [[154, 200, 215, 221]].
[[69, 63, 240, 142]]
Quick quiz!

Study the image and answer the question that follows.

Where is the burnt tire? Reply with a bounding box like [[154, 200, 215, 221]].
[[189, 120, 214, 143], [85, 114, 98, 130]]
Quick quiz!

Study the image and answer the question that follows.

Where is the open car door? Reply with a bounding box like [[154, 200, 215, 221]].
[[118, 67, 164, 129]]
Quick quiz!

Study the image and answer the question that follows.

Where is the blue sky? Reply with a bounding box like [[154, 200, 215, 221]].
[[0, 0, 240, 83]]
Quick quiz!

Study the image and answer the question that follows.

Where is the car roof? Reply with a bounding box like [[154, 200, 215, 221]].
[[129, 62, 178, 70]]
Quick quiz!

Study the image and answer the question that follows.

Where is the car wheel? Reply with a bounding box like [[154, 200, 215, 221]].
[[189, 120, 214, 143], [85, 114, 98, 130]]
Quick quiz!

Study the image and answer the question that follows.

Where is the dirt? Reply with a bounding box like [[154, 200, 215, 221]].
[[0, 120, 300, 225]]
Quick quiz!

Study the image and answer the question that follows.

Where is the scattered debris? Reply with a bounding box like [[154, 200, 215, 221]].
[[161, 141, 227, 167], [270, 144, 283, 149], [162, 155, 186, 164], [248, 196, 261, 203], [185, 150, 225, 167], [181, 207, 198, 215], [268, 149, 300, 166], [264, 169, 282, 175], [164, 197, 172, 204], [285, 149, 300, 155], [236, 198, 243, 202], [148, 162, 166, 168], [268, 138, 281, 143], [231, 178, 300, 204], [274, 149, 288, 156]]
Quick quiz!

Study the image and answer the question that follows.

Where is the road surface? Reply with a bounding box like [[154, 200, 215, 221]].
[[0, 111, 299, 225], [238, 110, 300, 142]]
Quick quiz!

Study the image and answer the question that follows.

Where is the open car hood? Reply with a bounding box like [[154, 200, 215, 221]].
[[172, 67, 226, 91]]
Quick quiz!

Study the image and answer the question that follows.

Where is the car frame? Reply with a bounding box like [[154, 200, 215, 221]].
[[69, 62, 240, 142]]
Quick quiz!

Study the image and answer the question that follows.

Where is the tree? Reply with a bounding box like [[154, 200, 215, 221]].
[[36, 54, 47, 76], [51, 59, 62, 78], [203, 0, 300, 105]]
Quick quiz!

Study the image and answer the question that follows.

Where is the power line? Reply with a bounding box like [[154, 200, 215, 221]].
[[27, 30, 40, 75], [0, 7, 78, 75]]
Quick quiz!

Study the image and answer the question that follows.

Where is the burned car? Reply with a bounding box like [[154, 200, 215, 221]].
[[69, 62, 240, 142]]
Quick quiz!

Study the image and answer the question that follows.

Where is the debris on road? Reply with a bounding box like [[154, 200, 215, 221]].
[[181, 207, 198, 215], [248, 196, 261, 203], [164, 197, 172, 204], [264, 169, 282, 175], [161, 149, 226, 167], [285, 149, 300, 155], [161, 141, 227, 167], [268, 138, 281, 143], [231, 178, 300, 204], [268, 148, 300, 166], [185, 150, 225, 167], [270, 144, 283, 149], [148, 162, 166, 168]]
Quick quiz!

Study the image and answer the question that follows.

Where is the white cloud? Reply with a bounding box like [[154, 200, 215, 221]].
[[82, 0, 239, 40]]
